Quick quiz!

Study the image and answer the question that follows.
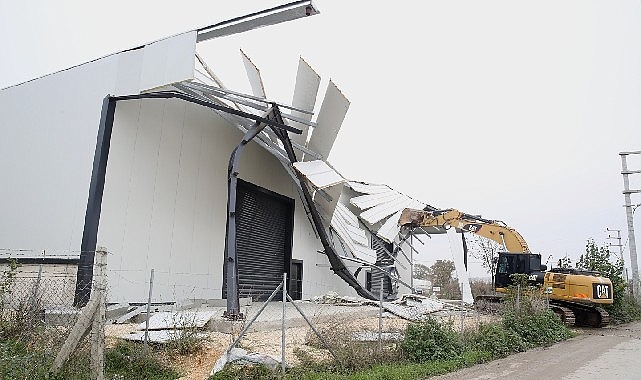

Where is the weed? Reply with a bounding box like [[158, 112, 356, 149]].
[[105, 340, 181, 380]]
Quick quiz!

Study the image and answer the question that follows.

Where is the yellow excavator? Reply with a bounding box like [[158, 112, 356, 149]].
[[398, 207, 612, 327]]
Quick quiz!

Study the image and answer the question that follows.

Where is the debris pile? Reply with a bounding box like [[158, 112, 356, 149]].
[[312, 292, 470, 321]]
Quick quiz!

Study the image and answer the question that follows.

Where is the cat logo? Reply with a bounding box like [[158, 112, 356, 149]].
[[593, 284, 611, 299]]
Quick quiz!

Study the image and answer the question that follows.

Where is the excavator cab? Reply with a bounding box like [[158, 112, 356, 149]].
[[494, 252, 547, 290]]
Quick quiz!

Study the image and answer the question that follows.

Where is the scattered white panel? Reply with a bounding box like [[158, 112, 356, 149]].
[[350, 191, 402, 210], [293, 160, 344, 189], [290, 57, 321, 159], [348, 182, 391, 195], [140, 31, 197, 92], [136, 310, 217, 330], [306, 81, 349, 161], [446, 229, 474, 304], [376, 209, 404, 243], [241, 50, 267, 98], [122, 330, 208, 343]]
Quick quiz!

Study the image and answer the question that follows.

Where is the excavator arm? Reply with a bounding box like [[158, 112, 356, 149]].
[[398, 208, 530, 253]]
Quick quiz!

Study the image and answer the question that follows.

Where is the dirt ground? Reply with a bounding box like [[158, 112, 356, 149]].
[[105, 309, 498, 380]]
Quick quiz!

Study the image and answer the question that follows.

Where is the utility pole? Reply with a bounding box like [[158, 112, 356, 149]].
[[619, 151, 641, 301], [606, 228, 624, 259], [606, 228, 628, 285]]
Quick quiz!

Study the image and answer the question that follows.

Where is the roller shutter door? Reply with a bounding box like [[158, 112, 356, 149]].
[[232, 180, 294, 300], [371, 234, 394, 299]]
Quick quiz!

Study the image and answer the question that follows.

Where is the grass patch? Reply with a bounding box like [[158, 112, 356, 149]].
[[105, 341, 181, 380]]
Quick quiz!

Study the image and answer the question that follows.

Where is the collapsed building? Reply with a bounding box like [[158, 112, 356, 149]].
[[0, 2, 472, 313]]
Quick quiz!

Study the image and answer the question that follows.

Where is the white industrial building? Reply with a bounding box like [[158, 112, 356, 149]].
[[0, 2, 472, 310]]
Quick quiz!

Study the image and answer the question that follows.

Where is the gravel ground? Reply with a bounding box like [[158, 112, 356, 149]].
[[104, 305, 497, 380]]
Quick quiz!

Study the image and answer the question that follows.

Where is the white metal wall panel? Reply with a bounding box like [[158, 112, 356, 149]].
[[446, 229, 474, 304], [98, 98, 359, 302], [115, 48, 145, 95], [306, 81, 349, 161], [290, 58, 320, 159], [0, 55, 120, 252], [241, 50, 267, 99], [140, 31, 197, 92]]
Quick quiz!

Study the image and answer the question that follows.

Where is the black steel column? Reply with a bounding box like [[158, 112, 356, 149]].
[[223, 120, 268, 318], [74, 96, 116, 306]]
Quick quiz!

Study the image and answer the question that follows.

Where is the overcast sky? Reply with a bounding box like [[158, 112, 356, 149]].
[[2, 1, 641, 278]]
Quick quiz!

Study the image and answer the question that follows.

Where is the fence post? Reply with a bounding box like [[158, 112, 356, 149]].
[[144, 269, 155, 354], [282, 272, 287, 374], [90, 248, 107, 380], [378, 278, 383, 354]]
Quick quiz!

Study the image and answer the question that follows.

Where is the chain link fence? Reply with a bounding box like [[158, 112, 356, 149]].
[[1, 250, 496, 379]]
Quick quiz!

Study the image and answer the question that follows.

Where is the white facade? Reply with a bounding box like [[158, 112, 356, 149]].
[[0, 22, 365, 304], [0, 3, 442, 305]]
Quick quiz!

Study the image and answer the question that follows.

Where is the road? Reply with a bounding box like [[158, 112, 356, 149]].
[[432, 321, 641, 380]]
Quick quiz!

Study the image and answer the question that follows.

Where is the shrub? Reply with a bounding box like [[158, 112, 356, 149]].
[[502, 310, 571, 348], [471, 323, 526, 358], [400, 318, 463, 362], [304, 317, 402, 371]]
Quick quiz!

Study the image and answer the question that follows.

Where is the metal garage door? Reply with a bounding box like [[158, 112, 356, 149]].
[[371, 234, 394, 299], [232, 179, 294, 300]]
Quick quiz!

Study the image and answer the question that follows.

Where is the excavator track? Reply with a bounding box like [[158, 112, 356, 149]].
[[552, 301, 610, 328], [550, 305, 575, 326]]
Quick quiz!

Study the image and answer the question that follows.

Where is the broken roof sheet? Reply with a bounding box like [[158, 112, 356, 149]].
[[293, 160, 344, 189], [347, 181, 426, 243], [330, 203, 377, 265]]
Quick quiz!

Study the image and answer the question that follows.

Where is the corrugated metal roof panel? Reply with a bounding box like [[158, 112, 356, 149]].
[[314, 183, 343, 226], [292, 160, 344, 189], [347, 182, 391, 195], [335, 203, 359, 227], [359, 195, 424, 225], [331, 203, 376, 264], [376, 209, 404, 243], [350, 191, 400, 210]]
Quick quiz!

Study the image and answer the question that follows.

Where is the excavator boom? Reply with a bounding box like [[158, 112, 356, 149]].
[[398, 208, 529, 252]]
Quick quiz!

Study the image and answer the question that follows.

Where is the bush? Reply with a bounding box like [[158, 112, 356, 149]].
[[400, 318, 463, 362], [502, 310, 572, 348], [606, 293, 641, 324], [471, 323, 526, 358]]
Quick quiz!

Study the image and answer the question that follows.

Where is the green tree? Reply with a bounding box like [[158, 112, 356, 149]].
[[413, 263, 430, 281], [576, 239, 641, 323], [427, 260, 461, 299]]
